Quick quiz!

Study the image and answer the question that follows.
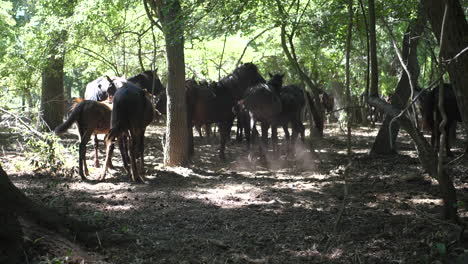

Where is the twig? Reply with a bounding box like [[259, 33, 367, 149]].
[[333, 161, 351, 233], [0, 107, 46, 140]]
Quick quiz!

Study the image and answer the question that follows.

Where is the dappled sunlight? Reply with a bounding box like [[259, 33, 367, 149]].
[[182, 183, 266, 209]]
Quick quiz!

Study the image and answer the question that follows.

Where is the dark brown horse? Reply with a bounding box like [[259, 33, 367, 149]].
[[271, 83, 306, 148], [241, 73, 283, 159], [100, 83, 157, 182], [417, 83, 462, 156]]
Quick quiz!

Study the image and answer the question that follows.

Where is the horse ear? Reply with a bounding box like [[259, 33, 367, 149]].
[[106, 75, 112, 82], [269, 72, 273, 78]]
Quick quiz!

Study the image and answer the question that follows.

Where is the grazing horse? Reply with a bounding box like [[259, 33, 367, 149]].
[[127, 69, 165, 96], [54, 99, 126, 180], [84, 75, 126, 167], [241, 73, 283, 158], [417, 83, 462, 156], [100, 83, 157, 182]]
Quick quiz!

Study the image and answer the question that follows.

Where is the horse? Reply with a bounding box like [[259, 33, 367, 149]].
[[241, 73, 283, 159], [271, 83, 306, 148], [100, 83, 157, 182], [84, 75, 127, 167], [54, 99, 127, 180], [416, 83, 462, 156], [84, 76, 126, 102], [127, 69, 165, 96]]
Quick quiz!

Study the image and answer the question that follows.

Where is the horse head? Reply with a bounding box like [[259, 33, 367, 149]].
[[267, 73, 285, 93]]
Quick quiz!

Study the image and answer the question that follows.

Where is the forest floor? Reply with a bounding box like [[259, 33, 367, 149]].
[[1, 122, 468, 264]]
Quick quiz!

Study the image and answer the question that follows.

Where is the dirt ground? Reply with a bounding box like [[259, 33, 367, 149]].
[[1, 122, 468, 264]]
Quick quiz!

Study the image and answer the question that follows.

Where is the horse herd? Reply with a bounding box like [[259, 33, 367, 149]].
[[54, 63, 463, 182], [54, 64, 315, 182]]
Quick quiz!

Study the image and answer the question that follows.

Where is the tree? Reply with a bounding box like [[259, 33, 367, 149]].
[[370, 2, 425, 155], [0, 164, 102, 263], [145, 0, 189, 166], [424, 0, 468, 141], [40, 30, 66, 130]]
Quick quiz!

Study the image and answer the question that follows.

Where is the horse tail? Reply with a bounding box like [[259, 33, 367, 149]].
[[106, 100, 125, 145], [54, 100, 86, 134]]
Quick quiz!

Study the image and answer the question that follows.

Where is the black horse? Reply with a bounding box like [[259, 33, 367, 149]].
[[127, 69, 165, 96], [241, 73, 283, 158], [417, 83, 462, 156], [271, 84, 306, 146]]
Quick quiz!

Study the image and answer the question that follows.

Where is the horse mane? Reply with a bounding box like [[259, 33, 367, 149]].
[[218, 63, 266, 99], [70, 97, 84, 112], [128, 70, 164, 95]]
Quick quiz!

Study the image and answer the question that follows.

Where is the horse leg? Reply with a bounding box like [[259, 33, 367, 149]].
[[196, 125, 203, 138], [271, 125, 279, 155], [137, 130, 147, 182], [119, 135, 131, 173], [99, 137, 115, 181], [445, 120, 455, 157], [93, 134, 100, 168], [79, 131, 92, 180], [205, 124, 212, 139], [258, 122, 269, 164], [283, 125, 290, 140], [127, 133, 139, 182], [236, 118, 242, 142], [218, 122, 231, 160]]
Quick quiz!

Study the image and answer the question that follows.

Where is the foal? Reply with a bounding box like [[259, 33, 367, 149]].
[[54, 99, 123, 180]]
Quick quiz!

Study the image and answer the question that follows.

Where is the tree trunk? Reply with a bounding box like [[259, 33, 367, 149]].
[[148, 0, 189, 166], [367, 0, 459, 222], [345, 0, 354, 154], [0, 205, 24, 264], [40, 33, 65, 131], [370, 3, 425, 155], [424, 0, 468, 136]]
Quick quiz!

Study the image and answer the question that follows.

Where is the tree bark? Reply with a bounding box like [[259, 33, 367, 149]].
[[147, 0, 189, 166], [0, 164, 107, 263], [424, 0, 468, 136], [40, 32, 65, 131], [345, 0, 354, 154], [370, 3, 425, 155]]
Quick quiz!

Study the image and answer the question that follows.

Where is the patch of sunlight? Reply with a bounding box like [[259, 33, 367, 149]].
[[353, 148, 370, 154], [366, 202, 379, 208], [105, 204, 134, 211], [327, 248, 344, 259], [409, 198, 441, 206], [284, 246, 321, 258], [182, 183, 265, 209], [353, 128, 379, 137], [399, 150, 419, 158]]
